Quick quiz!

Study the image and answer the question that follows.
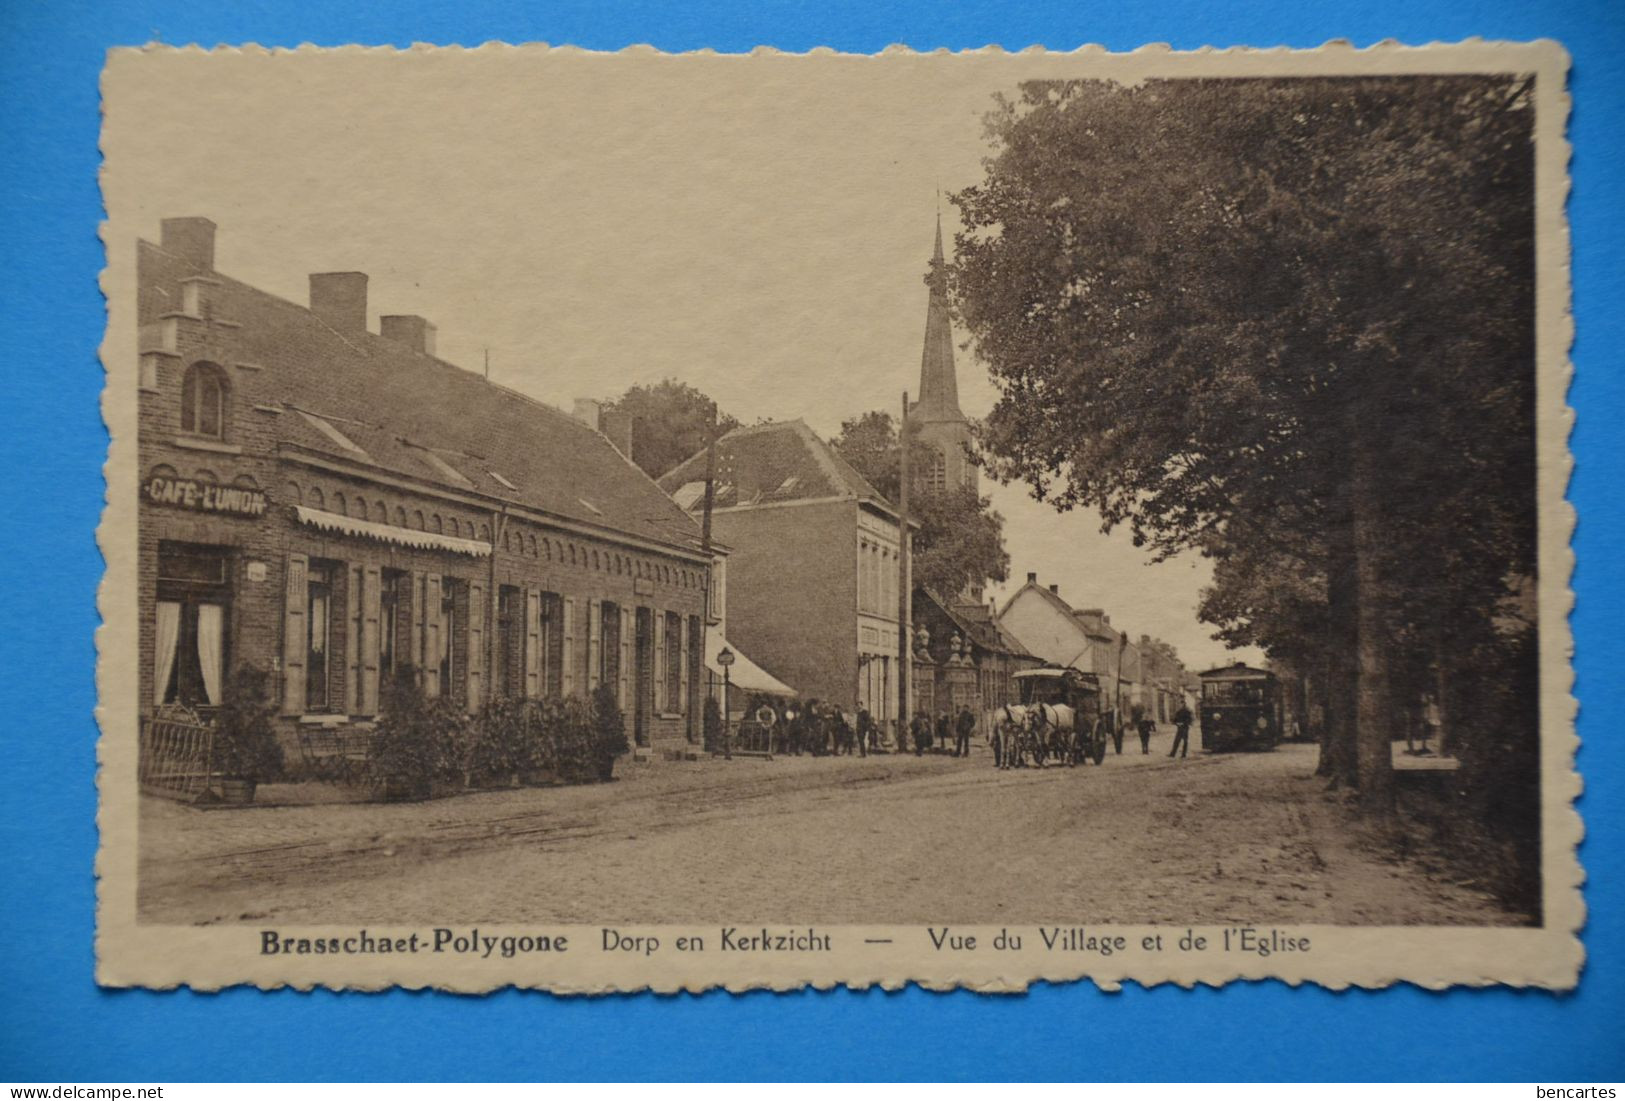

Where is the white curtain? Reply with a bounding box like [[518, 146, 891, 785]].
[[197, 603, 223, 706], [154, 601, 181, 705]]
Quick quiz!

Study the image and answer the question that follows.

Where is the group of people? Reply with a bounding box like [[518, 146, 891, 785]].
[[738, 695, 1196, 763], [907, 706, 979, 758], [754, 698, 881, 757], [1122, 702, 1196, 758], [741, 697, 982, 760]]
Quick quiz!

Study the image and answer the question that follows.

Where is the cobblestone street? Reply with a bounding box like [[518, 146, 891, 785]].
[[139, 739, 1516, 927]]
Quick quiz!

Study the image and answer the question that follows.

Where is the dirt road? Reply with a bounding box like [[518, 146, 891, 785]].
[[139, 742, 1514, 926]]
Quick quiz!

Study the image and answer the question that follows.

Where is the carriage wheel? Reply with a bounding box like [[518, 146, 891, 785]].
[[1092, 735, 1107, 765]]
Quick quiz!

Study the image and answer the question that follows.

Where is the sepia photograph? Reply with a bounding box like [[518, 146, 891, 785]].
[[95, 42, 1578, 992]]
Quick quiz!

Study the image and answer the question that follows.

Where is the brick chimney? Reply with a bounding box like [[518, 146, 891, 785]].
[[309, 272, 368, 333], [572, 398, 602, 427], [380, 314, 436, 355], [1026, 571, 1037, 584], [1049, 583, 1059, 594], [160, 217, 216, 273]]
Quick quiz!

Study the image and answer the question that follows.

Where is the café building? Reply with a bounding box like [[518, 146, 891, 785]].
[[137, 217, 714, 756]]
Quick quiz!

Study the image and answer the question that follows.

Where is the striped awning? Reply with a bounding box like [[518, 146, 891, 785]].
[[705, 630, 797, 696], [294, 505, 492, 557]]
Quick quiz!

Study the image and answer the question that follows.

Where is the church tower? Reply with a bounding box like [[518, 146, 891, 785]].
[[910, 213, 984, 604], [912, 213, 978, 498]]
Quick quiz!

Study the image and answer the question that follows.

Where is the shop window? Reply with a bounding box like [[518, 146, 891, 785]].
[[664, 611, 682, 712], [305, 560, 338, 712], [179, 362, 227, 439], [154, 541, 231, 709]]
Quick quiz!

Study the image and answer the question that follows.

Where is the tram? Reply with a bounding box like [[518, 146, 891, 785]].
[[1197, 662, 1281, 752]]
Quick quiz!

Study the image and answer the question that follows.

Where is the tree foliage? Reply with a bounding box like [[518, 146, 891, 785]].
[[951, 75, 1538, 883], [832, 410, 1011, 599], [606, 379, 740, 480]]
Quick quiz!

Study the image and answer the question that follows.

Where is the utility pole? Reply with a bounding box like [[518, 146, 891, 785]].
[[897, 390, 911, 752], [699, 404, 719, 749]]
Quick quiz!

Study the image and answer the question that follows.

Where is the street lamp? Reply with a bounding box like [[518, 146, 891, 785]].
[[716, 646, 735, 760]]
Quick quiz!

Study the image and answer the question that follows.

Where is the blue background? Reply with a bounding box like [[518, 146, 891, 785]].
[[1, 0, 1620, 1082]]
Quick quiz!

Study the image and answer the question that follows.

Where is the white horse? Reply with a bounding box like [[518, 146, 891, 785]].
[[994, 704, 1032, 768], [1030, 703, 1079, 765]]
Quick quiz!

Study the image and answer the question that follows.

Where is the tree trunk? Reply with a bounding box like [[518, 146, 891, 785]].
[[1350, 427, 1396, 817], [1321, 533, 1360, 789]]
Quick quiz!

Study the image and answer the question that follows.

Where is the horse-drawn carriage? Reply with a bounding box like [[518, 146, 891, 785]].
[[996, 666, 1108, 768]]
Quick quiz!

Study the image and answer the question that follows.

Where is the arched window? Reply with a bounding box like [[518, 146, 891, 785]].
[[180, 362, 227, 439]]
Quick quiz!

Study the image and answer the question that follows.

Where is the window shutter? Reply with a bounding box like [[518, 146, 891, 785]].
[[423, 574, 443, 698], [677, 615, 689, 717], [619, 619, 631, 712], [524, 588, 542, 698], [653, 612, 666, 712], [586, 599, 602, 692], [466, 579, 486, 712], [346, 565, 362, 712], [562, 597, 578, 696], [410, 571, 426, 674], [361, 565, 382, 714], [281, 553, 308, 715]]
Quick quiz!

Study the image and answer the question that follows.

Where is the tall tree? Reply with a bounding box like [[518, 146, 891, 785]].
[[952, 76, 1536, 820], [605, 379, 740, 480], [832, 411, 1011, 600]]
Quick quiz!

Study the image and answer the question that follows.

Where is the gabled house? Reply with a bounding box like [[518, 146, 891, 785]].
[[996, 572, 1140, 716], [659, 420, 912, 733]]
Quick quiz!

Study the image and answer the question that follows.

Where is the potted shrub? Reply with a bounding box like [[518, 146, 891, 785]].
[[468, 696, 531, 788], [367, 676, 465, 800], [211, 666, 285, 804], [519, 698, 563, 786], [589, 684, 630, 782], [550, 696, 598, 784]]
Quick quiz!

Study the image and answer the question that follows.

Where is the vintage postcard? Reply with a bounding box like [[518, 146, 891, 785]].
[[97, 40, 1580, 992]]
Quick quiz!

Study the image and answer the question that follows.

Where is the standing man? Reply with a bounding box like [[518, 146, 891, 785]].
[[955, 706, 975, 758], [935, 710, 952, 754], [855, 707, 872, 757], [1138, 714, 1156, 754], [1170, 702, 1193, 759]]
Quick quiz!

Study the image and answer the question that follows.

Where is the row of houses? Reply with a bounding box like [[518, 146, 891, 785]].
[[136, 214, 1186, 767], [138, 217, 716, 760]]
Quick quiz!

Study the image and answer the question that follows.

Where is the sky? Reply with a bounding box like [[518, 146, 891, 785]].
[[105, 48, 1262, 673]]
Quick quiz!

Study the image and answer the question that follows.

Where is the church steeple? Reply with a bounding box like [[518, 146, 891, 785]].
[[916, 212, 962, 422]]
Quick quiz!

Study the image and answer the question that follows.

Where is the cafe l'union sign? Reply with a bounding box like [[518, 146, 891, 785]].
[[144, 470, 268, 518]]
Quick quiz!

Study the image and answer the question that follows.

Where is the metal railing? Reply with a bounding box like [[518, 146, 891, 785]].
[[139, 707, 216, 802], [724, 720, 775, 758]]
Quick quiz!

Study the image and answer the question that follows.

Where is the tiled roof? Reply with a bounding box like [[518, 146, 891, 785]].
[[952, 599, 1036, 659], [140, 239, 705, 554], [656, 419, 897, 519]]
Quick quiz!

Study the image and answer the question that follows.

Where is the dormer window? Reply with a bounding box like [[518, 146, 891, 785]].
[[180, 362, 227, 439]]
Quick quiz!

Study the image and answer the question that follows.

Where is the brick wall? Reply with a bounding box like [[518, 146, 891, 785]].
[[711, 500, 858, 709]]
